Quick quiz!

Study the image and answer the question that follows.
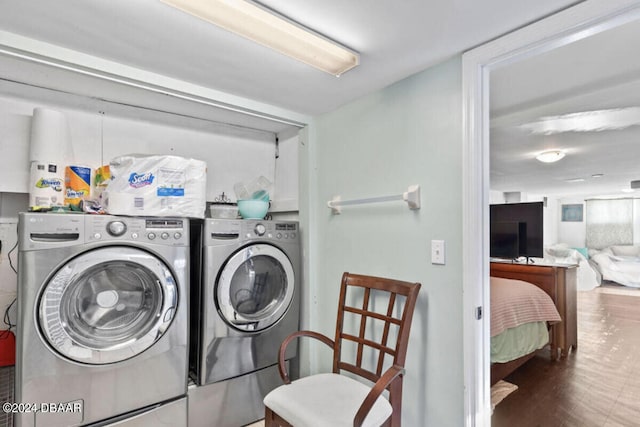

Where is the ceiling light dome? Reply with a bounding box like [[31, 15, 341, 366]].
[[536, 150, 566, 163]]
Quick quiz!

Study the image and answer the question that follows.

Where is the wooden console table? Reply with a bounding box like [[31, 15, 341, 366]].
[[490, 261, 578, 359]]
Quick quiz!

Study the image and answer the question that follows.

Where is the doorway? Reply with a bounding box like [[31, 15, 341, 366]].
[[462, 1, 640, 425]]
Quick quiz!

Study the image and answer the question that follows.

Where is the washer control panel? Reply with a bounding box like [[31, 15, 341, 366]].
[[254, 223, 267, 236], [87, 216, 188, 245], [107, 220, 127, 237]]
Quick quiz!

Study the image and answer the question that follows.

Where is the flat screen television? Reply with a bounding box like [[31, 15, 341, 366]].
[[490, 221, 520, 259], [490, 201, 543, 259]]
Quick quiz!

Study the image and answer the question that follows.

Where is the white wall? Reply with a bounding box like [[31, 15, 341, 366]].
[[635, 199, 640, 245], [489, 190, 505, 204], [307, 58, 463, 426], [557, 197, 587, 247], [544, 197, 560, 246], [0, 92, 279, 201], [272, 127, 300, 213]]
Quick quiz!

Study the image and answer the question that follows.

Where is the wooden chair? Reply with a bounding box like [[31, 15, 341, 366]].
[[263, 272, 421, 427]]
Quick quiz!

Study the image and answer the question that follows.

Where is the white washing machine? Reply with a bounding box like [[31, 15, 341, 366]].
[[15, 213, 189, 427], [190, 219, 301, 386]]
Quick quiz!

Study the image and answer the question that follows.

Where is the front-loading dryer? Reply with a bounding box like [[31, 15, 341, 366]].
[[15, 213, 189, 427], [190, 219, 300, 386]]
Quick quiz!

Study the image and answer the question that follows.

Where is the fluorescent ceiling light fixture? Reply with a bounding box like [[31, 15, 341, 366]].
[[536, 150, 566, 163], [520, 107, 640, 135], [591, 174, 604, 178], [565, 178, 585, 183], [160, 0, 359, 76]]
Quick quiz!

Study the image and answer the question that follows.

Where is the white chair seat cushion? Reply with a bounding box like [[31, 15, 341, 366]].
[[264, 373, 392, 427]]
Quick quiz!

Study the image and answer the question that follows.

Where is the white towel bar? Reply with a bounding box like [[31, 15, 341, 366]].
[[327, 185, 420, 214]]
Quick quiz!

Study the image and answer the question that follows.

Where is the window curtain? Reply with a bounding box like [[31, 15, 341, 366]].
[[585, 199, 633, 249]]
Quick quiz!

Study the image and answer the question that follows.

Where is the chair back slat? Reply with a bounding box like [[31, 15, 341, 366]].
[[376, 292, 397, 375], [343, 306, 402, 325], [341, 333, 395, 357], [355, 287, 371, 368], [333, 272, 421, 390]]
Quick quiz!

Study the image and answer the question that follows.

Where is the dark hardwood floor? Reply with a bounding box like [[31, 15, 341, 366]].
[[492, 285, 640, 427]]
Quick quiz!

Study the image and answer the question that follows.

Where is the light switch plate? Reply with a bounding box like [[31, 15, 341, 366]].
[[431, 240, 445, 265]]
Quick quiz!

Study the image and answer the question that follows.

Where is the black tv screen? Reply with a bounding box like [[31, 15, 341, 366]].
[[490, 202, 543, 258], [490, 222, 520, 259]]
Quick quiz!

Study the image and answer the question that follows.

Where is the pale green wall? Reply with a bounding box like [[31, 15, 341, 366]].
[[305, 57, 464, 426]]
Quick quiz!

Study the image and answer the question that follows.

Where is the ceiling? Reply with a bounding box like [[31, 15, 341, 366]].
[[0, 0, 580, 118], [490, 16, 640, 200]]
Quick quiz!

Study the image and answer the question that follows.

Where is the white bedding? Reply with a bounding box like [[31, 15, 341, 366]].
[[591, 252, 640, 288], [543, 244, 600, 291]]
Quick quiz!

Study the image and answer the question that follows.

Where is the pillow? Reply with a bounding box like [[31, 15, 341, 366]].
[[546, 244, 572, 258], [600, 247, 614, 256], [610, 245, 640, 257], [588, 248, 602, 258]]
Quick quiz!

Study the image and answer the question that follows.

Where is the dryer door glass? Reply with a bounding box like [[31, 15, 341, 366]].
[[39, 246, 178, 364], [217, 244, 295, 332]]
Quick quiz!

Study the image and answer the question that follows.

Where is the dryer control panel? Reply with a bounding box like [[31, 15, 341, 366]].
[[271, 222, 298, 241], [207, 219, 299, 244]]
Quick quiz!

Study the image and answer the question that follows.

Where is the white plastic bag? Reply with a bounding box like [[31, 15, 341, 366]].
[[103, 154, 207, 218]]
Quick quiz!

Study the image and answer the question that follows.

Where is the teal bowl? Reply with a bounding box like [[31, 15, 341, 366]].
[[237, 199, 269, 219]]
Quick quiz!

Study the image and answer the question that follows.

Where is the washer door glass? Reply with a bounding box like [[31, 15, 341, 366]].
[[217, 244, 295, 332], [39, 246, 178, 364]]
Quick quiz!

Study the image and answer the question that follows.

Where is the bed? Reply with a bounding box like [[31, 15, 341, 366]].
[[590, 245, 640, 288], [544, 244, 600, 291], [489, 273, 562, 385]]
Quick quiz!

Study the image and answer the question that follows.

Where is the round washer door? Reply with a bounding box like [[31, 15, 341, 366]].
[[217, 244, 295, 332], [39, 246, 178, 365]]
